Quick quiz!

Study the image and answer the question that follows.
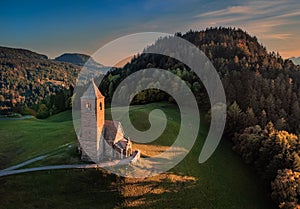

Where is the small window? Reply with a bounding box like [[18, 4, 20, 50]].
[[86, 103, 91, 111], [100, 102, 102, 110]]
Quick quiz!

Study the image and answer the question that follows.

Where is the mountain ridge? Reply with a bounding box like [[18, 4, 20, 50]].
[[289, 56, 300, 65], [0, 46, 48, 61], [54, 53, 104, 68]]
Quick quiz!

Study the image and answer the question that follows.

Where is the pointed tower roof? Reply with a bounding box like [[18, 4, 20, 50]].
[[81, 79, 104, 99]]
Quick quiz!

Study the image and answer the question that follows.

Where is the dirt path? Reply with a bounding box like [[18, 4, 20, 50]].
[[0, 153, 137, 177], [0, 164, 100, 177], [2, 155, 48, 171]]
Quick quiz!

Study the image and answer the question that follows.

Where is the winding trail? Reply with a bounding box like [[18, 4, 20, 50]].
[[0, 151, 140, 177], [2, 155, 48, 171]]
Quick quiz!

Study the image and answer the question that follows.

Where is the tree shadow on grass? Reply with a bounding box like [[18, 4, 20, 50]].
[[116, 172, 203, 209], [0, 168, 122, 209]]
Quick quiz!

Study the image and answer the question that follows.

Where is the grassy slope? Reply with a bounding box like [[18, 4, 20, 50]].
[[0, 104, 275, 209], [0, 111, 75, 168], [0, 111, 121, 209]]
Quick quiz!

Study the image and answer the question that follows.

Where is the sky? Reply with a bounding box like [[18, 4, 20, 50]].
[[0, 0, 300, 65]]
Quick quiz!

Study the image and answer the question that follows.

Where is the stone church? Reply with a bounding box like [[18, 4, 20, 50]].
[[78, 80, 133, 163]]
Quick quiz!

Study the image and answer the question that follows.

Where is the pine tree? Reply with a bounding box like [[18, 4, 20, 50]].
[[226, 101, 244, 136], [293, 153, 300, 172], [261, 110, 267, 127], [245, 107, 258, 127]]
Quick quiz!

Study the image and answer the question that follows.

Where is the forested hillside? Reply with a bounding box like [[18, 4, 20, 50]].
[[100, 27, 300, 208], [0, 46, 80, 116]]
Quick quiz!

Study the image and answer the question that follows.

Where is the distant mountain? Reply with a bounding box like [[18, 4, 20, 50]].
[[54, 53, 104, 67], [54, 53, 110, 75], [289, 57, 300, 65]]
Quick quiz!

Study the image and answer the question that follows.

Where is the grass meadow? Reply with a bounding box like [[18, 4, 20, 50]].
[[0, 103, 275, 208]]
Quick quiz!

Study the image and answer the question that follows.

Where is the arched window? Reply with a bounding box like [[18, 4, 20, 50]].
[[126, 148, 132, 157], [100, 102, 102, 110], [86, 103, 91, 111]]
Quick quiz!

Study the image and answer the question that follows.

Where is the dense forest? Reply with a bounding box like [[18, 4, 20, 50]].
[[99, 28, 300, 208]]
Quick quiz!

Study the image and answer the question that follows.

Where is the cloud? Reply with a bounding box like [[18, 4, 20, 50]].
[[263, 33, 292, 40], [273, 10, 300, 19], [195, 6, 253, 18], [194, 1, 300, 24], [195, 1, 285, 18]]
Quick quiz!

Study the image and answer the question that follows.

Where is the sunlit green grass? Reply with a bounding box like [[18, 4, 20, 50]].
[[0, 111, 76, 168]]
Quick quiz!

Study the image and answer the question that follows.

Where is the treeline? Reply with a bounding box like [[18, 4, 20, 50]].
[[232, 121, 300, 209], [100, 27, 300, 208], [17, 87, 74, 119]]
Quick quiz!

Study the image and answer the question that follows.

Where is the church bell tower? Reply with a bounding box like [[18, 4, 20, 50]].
[[80, 79, 105, 162]]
